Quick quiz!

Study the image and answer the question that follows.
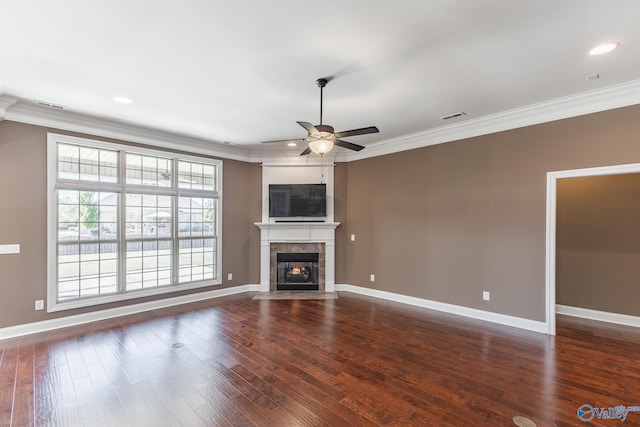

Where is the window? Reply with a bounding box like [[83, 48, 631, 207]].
[[47, 134, 222, 311]]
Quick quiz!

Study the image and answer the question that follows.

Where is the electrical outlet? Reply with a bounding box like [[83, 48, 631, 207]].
[[350, 234, 356, 241], [483, 291, 490, 301], [370, 274, 375, 282], [35, 300, 44, 310], [227, 273, 233, 281]]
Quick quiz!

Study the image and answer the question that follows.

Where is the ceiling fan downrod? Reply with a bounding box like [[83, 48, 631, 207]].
[[316, 78, 328, 126]]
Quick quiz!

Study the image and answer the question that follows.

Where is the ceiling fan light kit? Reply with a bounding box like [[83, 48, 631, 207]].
[[308, 138, 334, 155], [307, 124, 336, 155], [262, 78, 379, 156]]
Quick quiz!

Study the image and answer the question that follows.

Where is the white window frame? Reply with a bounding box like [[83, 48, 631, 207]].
[[47, 133, 223, 312]]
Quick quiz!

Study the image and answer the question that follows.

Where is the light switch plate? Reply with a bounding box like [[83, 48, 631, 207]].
[[0, 244, 20, 255]]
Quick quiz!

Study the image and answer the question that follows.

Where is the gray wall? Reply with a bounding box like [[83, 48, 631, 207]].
[[557, 173, 640, 316], [0, 121, 262, 328], [338, 104, 640, 322]]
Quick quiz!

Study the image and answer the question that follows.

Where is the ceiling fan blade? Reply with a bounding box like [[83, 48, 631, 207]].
[[262, 139, 305, 144], [297, 121, 319, 134], [335, 139, 365, 151], [300, 147, 312, 156], [334, 126, 379, 138]]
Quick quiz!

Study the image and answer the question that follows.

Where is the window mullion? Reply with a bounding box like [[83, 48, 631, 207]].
[[172, 207, 177, 285], [123, 184, 176, 196], [56, 179, 122, 193], [172, 161, 180, 285], [118, 149, 127, 294]]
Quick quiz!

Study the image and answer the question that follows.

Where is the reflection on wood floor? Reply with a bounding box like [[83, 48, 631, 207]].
[[1, 292, 640, 426]]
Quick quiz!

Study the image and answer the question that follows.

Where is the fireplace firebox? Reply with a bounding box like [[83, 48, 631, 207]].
[[276, 252, 319, 290]]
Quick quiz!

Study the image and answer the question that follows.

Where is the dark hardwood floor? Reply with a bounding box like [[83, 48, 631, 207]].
[[1, 292, 640, 427]]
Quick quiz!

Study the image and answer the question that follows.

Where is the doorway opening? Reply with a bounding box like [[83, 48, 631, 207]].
[[545, 162, 640, 335]]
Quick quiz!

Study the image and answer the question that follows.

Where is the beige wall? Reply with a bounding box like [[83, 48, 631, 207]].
[[334, 163, 349, 281], [3, 103, 640, 329], [339, 104, 640, 321], [0, 121, 261, 328], [556, 174, 640, 316]]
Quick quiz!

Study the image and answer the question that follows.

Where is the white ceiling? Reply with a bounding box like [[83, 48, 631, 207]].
[[1, 1, 639, 158]]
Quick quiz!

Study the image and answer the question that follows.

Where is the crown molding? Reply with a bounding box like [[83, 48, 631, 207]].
[[344, 79, 640, 162], [3, 79, 640, 164], [0, 96, 252, 162], [0, 95, 17, 120]]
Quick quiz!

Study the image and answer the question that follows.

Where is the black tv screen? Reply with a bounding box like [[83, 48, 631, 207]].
[[269, 184, 327, 218]]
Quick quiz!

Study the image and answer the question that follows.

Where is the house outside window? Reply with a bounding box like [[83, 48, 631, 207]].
[[47, 133, 222, 312]]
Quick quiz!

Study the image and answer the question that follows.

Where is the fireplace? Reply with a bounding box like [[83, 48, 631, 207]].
[[276, 252, 319, 290], [256, 165, 339, 293], [256, 222, 338, 293], [268, 242, 326, 292]]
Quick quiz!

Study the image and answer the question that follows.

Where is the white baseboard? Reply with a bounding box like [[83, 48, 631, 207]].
[[0, 284, 260, 340], [336, 284, 548, 334], [1, 283, 552, 340], [556, 304, 640, 328]]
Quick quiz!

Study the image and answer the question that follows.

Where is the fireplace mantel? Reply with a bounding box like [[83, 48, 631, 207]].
[[255, 222, 340, 293], [255, 222, 340, 241]]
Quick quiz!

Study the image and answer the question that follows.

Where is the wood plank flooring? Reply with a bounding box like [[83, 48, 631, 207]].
[[1, 292, 640, 426]]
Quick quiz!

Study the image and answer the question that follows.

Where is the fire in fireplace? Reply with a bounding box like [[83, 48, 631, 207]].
[[276, 252, 319, 290]]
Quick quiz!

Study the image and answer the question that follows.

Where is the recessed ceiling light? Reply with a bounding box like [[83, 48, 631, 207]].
[[113, 96, 133, 104], [589, 42, 620, 56], [287, 142, 297, 147]]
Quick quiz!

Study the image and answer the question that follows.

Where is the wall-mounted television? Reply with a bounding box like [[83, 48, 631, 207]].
[[269, 184, 327, 218]]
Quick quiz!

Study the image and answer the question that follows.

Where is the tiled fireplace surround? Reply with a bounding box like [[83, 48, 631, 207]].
[[255, 222, 339, 293]]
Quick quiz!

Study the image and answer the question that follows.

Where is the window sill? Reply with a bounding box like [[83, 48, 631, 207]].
[[47, 279, 222, 313]]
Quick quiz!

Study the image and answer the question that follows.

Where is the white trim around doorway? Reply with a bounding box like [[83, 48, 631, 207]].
[[545, 162, 640, 335]]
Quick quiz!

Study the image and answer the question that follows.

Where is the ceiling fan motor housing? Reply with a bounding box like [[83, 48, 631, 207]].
[[314, 124, 334, 135]]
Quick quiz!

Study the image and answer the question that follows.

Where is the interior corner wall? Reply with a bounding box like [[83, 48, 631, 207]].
[[341, 104, 640, 322], [333, 162, 349, 282], [556, 173, 640, 317], [221, 158, 263, 287], [0, 120, 261, 329]]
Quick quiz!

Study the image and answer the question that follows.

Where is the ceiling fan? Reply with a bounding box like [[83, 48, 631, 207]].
[[262, 78, 379, 156]]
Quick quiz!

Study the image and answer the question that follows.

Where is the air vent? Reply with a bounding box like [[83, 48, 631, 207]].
[[34, 100, 65, 110], [441, 111, 466, 120]]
